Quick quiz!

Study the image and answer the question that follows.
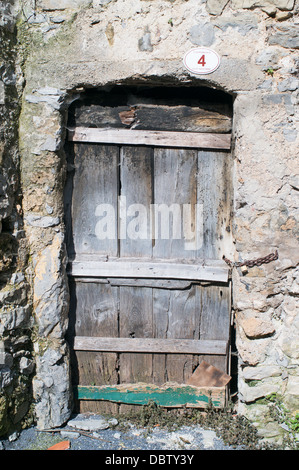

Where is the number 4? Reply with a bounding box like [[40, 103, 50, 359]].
[[198, 54, 206, 67]]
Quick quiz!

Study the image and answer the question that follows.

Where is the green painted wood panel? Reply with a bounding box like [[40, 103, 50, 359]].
[[74, 384, 225, 408]]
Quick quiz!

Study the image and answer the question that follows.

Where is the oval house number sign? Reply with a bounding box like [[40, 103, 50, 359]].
[[183, 47, 220, 75]]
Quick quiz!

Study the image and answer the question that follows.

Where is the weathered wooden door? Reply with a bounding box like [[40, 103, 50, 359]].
[[65, 87, 233, 413]]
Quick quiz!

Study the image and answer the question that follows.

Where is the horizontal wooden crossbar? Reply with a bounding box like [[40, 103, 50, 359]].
[[68, 258, 229, 283], [73, 336, 228, 355], [68, 127, 231, 150], [74, 383, 226, 408]]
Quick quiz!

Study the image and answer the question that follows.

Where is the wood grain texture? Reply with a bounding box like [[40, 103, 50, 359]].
[[73, 336, 228, 355], [74, 382, 226, 408], [107, 278, 193, 289], [68, 259, 229, 282], [68, 127, 231, 150], [197, 283, 231, 373], [117, 147, 154, 408], [153, 148, 198, 259], [70, 143, 119, 256], [69, 281, 119, 413], [119, 145, 153, 257], [197, 151, 233, 259], [73, 103, 232, 134]]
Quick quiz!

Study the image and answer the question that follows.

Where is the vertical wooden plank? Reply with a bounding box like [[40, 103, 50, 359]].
[[119, 286, 153, 383], [166, 286, 200, 383], [70, 280, 119, 413], [153, 148, 198, 260], [69, 143, 120, 411], [64, 142, 76, 257], [153, 285, 200, 384], [195, 150, 232, 378], [197, 282, 231, 374], [119, 146, 153, 257], [153, 148, 200, 384], [72, 143, 119, 256], [152, 288, 168, 386], [197, 150, 232, 260], [118, 286, 153, 413], [218, 151, 233, 259], [118, 146, 153, 411]]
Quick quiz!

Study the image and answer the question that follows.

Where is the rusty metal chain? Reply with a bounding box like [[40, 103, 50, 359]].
[[223, 250, 279, 268]]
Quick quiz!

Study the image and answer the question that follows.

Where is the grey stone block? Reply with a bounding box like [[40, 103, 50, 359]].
[[189, 23, 216, 47], [277, 78, 299, 92], [206, 0, 229, 16], [25, 214, 60, 227], [138, 29, 153, 52], [283, 128, 297, 142], [0, 352, 13, 368], [268, 25, 299, 49], [212, 12, 258, 36], [231, 0, 295, 10], [38, 0, 90, 11]]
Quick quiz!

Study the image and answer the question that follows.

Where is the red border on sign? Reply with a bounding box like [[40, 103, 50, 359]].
[[183, 48, 221, 75]]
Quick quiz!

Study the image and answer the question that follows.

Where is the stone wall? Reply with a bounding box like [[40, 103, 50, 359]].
[[0, 0, 34, 437], [0, 0, 298, 443]]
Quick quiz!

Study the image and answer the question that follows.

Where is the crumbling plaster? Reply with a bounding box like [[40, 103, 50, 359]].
[[0, 0, 298, 442]]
